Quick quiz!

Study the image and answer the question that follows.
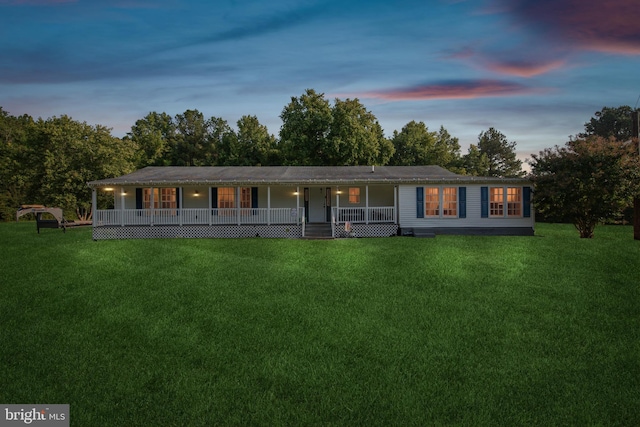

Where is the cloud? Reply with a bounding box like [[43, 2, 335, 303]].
[[356, 80, 545, 101], [495, 0, 640, 54], [478, 58, 567, 77], [190, 2, 329, 46]]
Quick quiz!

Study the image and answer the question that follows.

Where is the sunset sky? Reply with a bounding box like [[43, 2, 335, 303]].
[[2, 0, 639, 164]]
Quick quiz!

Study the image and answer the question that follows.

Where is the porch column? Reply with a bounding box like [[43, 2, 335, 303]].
[[267, 186, 271, 226], [365, 185, 369, 225], [237, 186, 241, 226], [394, 186, 398, 224], [336, 187, 340, 223], [120, 187, 125, 227], [150, 187, 155, 226], [208, 187, 212, 226], [296, 186, 300, 225], [92, 188, 97, 228], [178, 187, 183, 226]]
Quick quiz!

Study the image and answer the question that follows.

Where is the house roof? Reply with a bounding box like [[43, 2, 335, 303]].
[[87, 166, 530, 188]]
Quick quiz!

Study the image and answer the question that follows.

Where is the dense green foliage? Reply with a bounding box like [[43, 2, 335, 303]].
[[1, 223, 638, 426], [580, 105, 638, 141], [0, 109, 135, 221], [476, 127, 524, 177], [530, 136, 640, 238]]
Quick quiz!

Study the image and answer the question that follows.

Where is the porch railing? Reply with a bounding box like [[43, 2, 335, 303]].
[[332, 206, 395, 224], [94, 208, 305, 227]]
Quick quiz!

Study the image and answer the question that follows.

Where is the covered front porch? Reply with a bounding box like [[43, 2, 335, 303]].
[[91, 184, 397, 239]]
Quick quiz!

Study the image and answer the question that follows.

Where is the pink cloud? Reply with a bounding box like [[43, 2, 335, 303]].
[[480, 59, 567, 77], [356, 80, 544, 101], [495, 0, 640, 55]]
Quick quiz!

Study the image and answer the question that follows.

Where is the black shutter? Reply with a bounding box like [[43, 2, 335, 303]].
[[135, 188, 143, 209], [458, 187, 466, 218], [251, 187, 258, 209], [523, 186, 531, 218], [416, 187, 424, 218], [481, 187, 489, 218]]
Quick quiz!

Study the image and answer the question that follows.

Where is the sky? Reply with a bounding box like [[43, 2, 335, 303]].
[[2, 0, 640, 166]]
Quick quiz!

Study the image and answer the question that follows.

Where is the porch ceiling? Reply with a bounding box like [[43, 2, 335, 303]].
[[88, 166, 529, 188]]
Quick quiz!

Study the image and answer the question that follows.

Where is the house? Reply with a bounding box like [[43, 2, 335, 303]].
[[87, 165, 534, 240]]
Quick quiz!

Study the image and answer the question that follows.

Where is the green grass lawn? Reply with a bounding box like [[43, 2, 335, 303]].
[[1, 223, 638, 426]]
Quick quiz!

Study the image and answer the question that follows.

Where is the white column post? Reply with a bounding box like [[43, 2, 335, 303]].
[[336, 187, 340, 223], [150, 187, 155, 226], [92, 188, 97, 228], [178, 187, 183, 226], [394, 186, 398, 224], [120, 187, 126, 227], [365, 185, 369, 224], [296, 186, 300, 225], [237, 186, 241, 226], [208, 187, 213, 226], [267, 186, 271, 225]]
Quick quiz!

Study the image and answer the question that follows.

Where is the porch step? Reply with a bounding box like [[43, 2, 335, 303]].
[[303, 223, 333, 239]]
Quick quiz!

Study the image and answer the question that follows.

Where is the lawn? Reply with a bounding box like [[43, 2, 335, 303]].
[[0, 223, 638, 426]]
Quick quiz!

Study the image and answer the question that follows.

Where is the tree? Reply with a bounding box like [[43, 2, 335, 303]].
[[327, 98, 393, 165], [172, 109, 217, 166], [389, 121, 437, 166], [433, 126, 462, 171], [28, 116, 136, 220], [389, 121, 460, 168], [581, 106, 637, 141], [127, 112, 175, 168], [279, 89, 333, 165], [476, 128, 523, 177], [460, 144, 490, 176], [0, 108, 34, 220], [530, 136, 640, 238], [227, 115, 278, 165]]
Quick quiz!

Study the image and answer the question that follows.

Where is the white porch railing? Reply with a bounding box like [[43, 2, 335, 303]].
[[94, 208, 305, 227], [332, 206, 395, 224]]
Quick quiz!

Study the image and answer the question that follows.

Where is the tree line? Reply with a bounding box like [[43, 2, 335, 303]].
[[0, 89, 523, 221]]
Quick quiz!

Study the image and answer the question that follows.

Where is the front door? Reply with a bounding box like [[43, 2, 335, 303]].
[[307, 186, 330, 223]]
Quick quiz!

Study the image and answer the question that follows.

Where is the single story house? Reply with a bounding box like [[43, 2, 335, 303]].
[[87, 165, 534, 240]]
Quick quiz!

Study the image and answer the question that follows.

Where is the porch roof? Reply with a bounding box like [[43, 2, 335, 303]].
[[88, 166, 529, 188]]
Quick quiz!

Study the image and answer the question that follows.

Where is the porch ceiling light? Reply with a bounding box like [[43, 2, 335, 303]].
[[194, 190, 200, 196], [104, 187, 114, 191]]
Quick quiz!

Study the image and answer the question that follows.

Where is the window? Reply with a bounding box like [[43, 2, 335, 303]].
[[217, 187, 253, 209], [490, 187, 522, 217], [490, 187, 504, 217], [424, 187, 457, 217], [442, 187, 457, 217], [425, 187, 440, 216], [143, 188, 176, 209], [217, 187, 235, 209], [507, 187, 522, 217], [240, 187, 252, 208], [348, 187, 360, 204]]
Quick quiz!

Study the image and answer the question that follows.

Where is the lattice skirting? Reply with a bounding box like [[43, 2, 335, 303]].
[[93, 225, 303, 240], [333, 223, 398, 238]]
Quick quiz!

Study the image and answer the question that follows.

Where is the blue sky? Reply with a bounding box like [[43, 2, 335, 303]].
[[2, 0, 639, 165]]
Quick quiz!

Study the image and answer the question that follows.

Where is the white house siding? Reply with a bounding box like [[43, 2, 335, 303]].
[[398, 185, 534, 234]]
